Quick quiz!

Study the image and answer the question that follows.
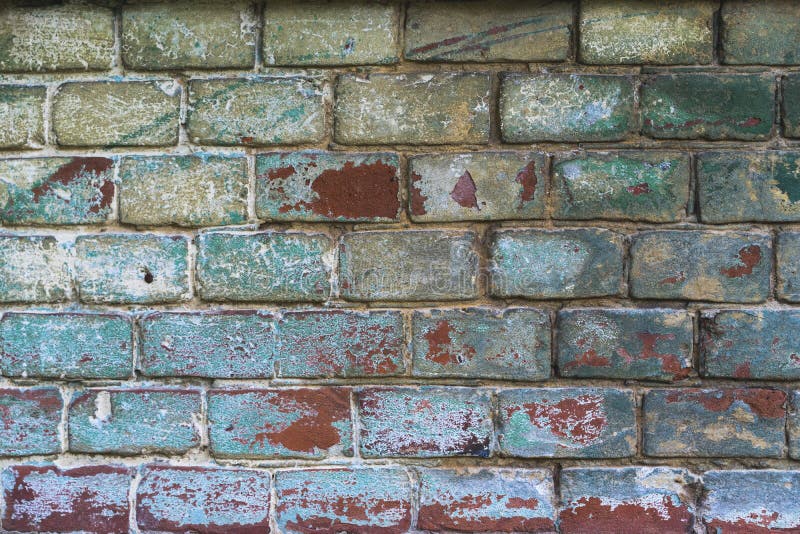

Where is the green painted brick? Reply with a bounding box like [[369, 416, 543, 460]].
[[552, 151, 690, 222], [642, 73, 775, 140], [121, 1, 258, 69], [335, 72, 491, 145], [187, 77, 326, 146], [196, 231, 333, 302], [722, 0, 800, 65], [783, 74, 800, 138], [0, 388, 62, 456], [119, 155, 248, 227], [53, 81, 181, 147], [263, 1, 399, 66], [0, 312, 132, 380], [0, 235, 70, 303], [0, 86, 45, 149], [579, 0, 714, 65], [405, 0, 571, 62], [74, 234, 191, 304], [0, 5, 114, 72], [777, 232, 800, 302], [500, 74, 635, 142]]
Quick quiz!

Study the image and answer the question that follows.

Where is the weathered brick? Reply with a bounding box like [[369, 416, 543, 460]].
[[405, 0, 571, 62], [778, 232, 800, 302], [277, 310, 405, 378], [559, 467, 696, 534], [783, 74, 800, 138], [339, 230, 479, 301], [256, 151, 401, 222], [137, 465, 271, 534], [0, 86, 45, 149], [119, 155, 248, 227], [641, 74, 775, 140], [121, 1, 257, 69], [75, 234, 191, 304], [702, 470, 800, 532], [411, 307, 551, 381], [358, 387, 492, 458], [139, 311, 273, 378], [643, 388, 787, 457], [497, 388, 636, 458], [68, 388, 202, 455], [334, 73, 490, 145], [629, 231, 772, 303], [1, 312, 132, 380], [722, 0, 800, 65], [275, 468, 412, 534], [0, 157, 115, 225], [552, 151, 690, 222], [208, 388, 352, 459], [490, 228, 624, 299], [0, 235, 70, 303], [0, 388, 62, 456], [557, 308, 693, 382], [579, 0, 714, 64], [264, 1, 399, 66], [2, 465, 132, 534], [53, 81, 180, 147], [409, 151, 546, 222], [196, 231, 332, 302], [500, 74, 635, 142], [187, 77, 325, 146], [0, 5, 114, 72], [789, 391, 800, 458], [417, 468, 556, 532], [701, 309, 800, 379]]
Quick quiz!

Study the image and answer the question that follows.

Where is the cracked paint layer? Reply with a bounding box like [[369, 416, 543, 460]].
[[0, 234, 70, 303], [0, 388, 62, 456]]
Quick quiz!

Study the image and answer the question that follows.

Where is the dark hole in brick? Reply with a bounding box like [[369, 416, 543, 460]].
[[143, 269, 154, 284]]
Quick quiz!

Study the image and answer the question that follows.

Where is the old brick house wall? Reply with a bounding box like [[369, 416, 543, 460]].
[[0, 0, 797, 532]]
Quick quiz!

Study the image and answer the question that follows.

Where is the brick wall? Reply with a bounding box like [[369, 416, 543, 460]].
[[0, 1, 799, 532]]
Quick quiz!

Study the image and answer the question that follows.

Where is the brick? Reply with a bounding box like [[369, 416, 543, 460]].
[[139, 311, 274, 378], [256, 151, 401, 222], [489, 228, 624, 299], [208, 388, 352, 459], [552, 151, 690, 222], [641, 74, 775, 140], [0, 86, 45, 149], [275, 467, 412, 534], [0, 234, 70, 303], [0, 5, 114, 72], [559, 467, 696, 534], [137, 465, 271, 534], [53, 81, 180, 147], [0, 157, 115, 225], [409, 151, 546, 222], [417, 468, 556, 532], [778, 232, 800, 302], [629, 231, 772, 303], [783, 74, 800, 138], [557, 308, 693, 382], [119, 155, 248, 227], [339, 230, 479, 301], [411, 307, 551, 381], [121, 1, 257, 69], [579, 0, 714, 64], [722, 0, 800, 64], [500, 74, 635, 142], [497, 388, 636, 458], [0, 312, 132, 380], [187, 77, 325, 146], [701, 309, 800, 379], [2, 465, 131, 534], [68, 388, 202, 455], [277, 310, 405, 378], [0, 388, 62, 456], [698, 151, 800, 223], [358, 387, 492, 458], [263, 1, 399, 66], [702, 470, 800, 532], [334, 73, 490, 145], [789, 392, 800, 458], [643, 388, 787, 457], [75, 234, 191, 304], [405, 0, 571, 62], [196, 231, 332, 302]]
